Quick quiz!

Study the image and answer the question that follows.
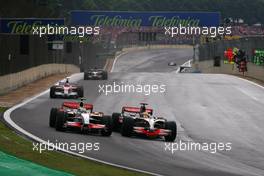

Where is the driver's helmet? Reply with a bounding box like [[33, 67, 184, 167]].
[[142, 111, 149, 118], [78, 102, 86, 113], [65, 77, 70, 84], [78, 107, 86, 113], [140, 105, 146, 114], [80, 101, 84, 107]]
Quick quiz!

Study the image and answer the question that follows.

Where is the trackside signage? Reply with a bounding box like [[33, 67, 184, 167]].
[[0, 18, 64, 34], [71, 11, 220, 27]]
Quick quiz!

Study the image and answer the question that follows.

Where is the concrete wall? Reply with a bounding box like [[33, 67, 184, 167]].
[[196, 59, 264, 82], [0, 34, 81, 76], [121, 44, 193, 52], [0, 33, 110, 94], [0, 64, 79, 95]]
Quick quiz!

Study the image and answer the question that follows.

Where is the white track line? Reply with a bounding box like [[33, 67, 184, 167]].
[[3, 73, 162, 176], [232, 75, 264, 90], [103, 59, 109, 70], [110, 51, 128, 73]]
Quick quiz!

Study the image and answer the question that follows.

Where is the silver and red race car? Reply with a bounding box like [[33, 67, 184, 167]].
[[50, 77, 83, 99], [49, 99, 112, 136], [112, 103, 177, 142]]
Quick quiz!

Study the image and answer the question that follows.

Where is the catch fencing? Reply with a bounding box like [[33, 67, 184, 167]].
[[199, 36, 264, 62]]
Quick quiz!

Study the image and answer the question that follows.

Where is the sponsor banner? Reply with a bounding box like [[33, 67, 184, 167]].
[[0, 18, 64, 34], [71, 11, 220, 27], [224, 35, 241, 40], [252, 49, 264, 65]]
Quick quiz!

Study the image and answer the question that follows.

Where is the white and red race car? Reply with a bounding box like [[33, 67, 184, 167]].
[[50, 77, 83, 99], [112, 103, 177, 141], [49, 99, 112, 136]]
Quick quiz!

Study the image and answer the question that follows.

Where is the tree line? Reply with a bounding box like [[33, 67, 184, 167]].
[[1, 0, 263, 24]]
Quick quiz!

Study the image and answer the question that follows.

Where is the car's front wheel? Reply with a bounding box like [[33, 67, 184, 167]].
[[49, 108, 57, 127], [121, 117, 134, 137], [77, 86, 84, 98], [84, 73, 90, 80], [112, 113, 121, 131], [102, 71, 108, 80], [164, 121, 177, 142], [55, 112, 67, 131], [101, 116, 113, 136], [50, 87, 56, 98]]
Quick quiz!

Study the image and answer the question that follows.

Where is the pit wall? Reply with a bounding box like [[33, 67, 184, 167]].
[[121, 44, 193, 52], [0, 64, 79, 95]]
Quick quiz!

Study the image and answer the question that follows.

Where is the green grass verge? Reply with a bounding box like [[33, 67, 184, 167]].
[[0, 107, 6, 112], [0, 108, 148, 176]]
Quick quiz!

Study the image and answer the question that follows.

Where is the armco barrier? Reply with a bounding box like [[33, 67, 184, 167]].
[[0, 64, 79, 95]]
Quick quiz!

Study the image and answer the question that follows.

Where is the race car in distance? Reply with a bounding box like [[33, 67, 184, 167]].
[[50, 77, 84, 98], [112, 103, 177, 142], [84, 68, 108, 80], [49, 98, 112, 136], [168, 61, 177, 66]]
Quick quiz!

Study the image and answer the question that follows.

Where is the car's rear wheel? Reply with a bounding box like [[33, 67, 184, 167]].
[[77, 86, 84, 98], [49, 108, 57, 127], [121, 117, 134, 137], [101, 116, 113, 136], [112, 113, 121, 131], [102, 71, 108, 80], [164, 121, 177, 142], [50, 87, 56, 98], [84, 73, 89, 80], [55, 112, 67, 131]]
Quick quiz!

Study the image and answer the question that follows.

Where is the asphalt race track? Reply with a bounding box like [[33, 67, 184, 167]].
[[10, 48, 264, 176]]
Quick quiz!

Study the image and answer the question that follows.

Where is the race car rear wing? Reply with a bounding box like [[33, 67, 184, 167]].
[[63, 102, 93, 111], [122, 107, 153, 115]]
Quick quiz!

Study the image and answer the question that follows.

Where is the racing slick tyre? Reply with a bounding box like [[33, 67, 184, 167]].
[[80, 67, 84, 73], [112, 113, 121, 131], [77, 86, 84, 98], [84, 73, 89, 80], [49, 108, 57, 127], [164, 121, 177, 142], [102, 71, 108, 80], [121, 117, 134, 137], [101, 116, 113, 136], [55, 112, 67, 131], [50, 86, 56, 98]]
